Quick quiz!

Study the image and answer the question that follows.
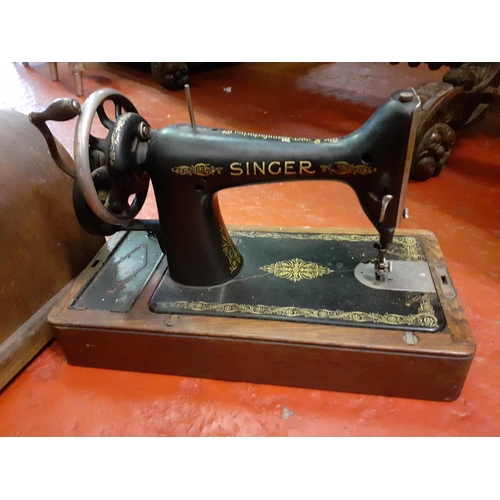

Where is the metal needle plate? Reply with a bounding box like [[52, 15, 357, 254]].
[[354, 260, 436, 293]]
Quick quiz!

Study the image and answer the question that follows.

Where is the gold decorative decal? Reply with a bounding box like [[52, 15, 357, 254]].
[[228, 231, 423, 262], [164, 300, 438, 328], [220, 225, 242, 273], [406, 292, 434, 314], [109, 114, 130, 166], [320, 162, 377, 175], [221, 130, 337, 143], [261, 258, 333, 282], [388, 236, 425, 261], [171, 163, 223, 176], [230, 230, 379, 242], [230, 160, 315, 176]]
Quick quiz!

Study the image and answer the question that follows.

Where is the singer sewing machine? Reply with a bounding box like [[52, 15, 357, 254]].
[[29, 87, 475, 401]]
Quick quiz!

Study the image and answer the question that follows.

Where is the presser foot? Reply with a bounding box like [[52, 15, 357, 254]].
[[373, 248, 392, 281]]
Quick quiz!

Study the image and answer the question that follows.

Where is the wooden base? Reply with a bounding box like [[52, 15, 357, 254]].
[[48, 227, 475, 401]]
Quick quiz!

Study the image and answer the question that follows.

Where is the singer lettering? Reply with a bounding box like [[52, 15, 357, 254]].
[[229, 160, 316, 176]]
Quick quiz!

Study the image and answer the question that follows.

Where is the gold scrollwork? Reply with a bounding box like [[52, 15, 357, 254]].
[[260, 258, 333, 282], [220, 130, 338, 143], [229, 231, 423, 262], [229, 230, 379, 242], [320, 162, 377, 175], [406, 292, 435, 314], [164, 300, 439, 328], [388, 236, 425, 261], [220, 225, 242, 273], [109, 114, 130, 166], [171, 163, 223, 176]]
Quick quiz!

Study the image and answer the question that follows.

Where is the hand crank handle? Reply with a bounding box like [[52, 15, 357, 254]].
[[29, 98, 81, 178]]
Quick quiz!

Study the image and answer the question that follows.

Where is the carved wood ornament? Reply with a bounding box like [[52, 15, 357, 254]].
[[409, 63, 500, 180]]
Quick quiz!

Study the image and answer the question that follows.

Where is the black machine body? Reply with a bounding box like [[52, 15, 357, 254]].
[[29, 88, 420, 287], [27, 87, 480, 404]]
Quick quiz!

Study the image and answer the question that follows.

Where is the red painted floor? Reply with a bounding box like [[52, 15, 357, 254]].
[[0, 62, 499, 436]]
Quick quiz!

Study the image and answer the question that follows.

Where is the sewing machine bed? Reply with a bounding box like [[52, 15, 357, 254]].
[[150, 230, 445, 332], [48, 227, 475, 401]]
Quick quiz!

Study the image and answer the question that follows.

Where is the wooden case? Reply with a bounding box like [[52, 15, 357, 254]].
[[48, 227, 475, 401]]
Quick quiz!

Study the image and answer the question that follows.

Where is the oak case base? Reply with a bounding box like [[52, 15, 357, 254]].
[[49, 227, 475, 402]]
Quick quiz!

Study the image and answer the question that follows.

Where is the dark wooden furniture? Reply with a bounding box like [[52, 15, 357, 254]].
[[410, 63, 500, 180], [0, 109, 104, 390]]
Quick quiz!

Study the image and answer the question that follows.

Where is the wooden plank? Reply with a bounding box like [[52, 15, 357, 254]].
[[0, 282, 74, 390]]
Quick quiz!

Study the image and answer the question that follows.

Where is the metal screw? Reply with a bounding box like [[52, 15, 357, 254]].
[[402, 332, 419, 345], [166, 314, 179, 326], [403, 208, 410, 219], [109, 200, 124, 214], [138, 122, 151, 141], [399, 91, 414, 103], [70, 99, 81, 113]]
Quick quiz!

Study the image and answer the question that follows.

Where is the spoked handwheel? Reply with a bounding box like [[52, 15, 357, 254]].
[[74, 88, 151, 227]]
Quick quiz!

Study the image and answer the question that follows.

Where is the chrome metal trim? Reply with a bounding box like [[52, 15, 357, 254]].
[[355, 260, 436, 293], [74, 88, 135, 226], [396, 88, 421, 226]]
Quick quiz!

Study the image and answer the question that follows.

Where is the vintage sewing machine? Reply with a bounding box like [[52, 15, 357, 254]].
[[29, 87, 475, 401]]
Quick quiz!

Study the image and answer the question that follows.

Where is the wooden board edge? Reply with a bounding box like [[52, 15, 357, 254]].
[[418, 231, 475, 345], [53, 324, 476, 401], [0, 281, 75, 391]]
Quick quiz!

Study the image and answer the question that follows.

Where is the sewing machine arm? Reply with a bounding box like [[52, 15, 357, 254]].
[[30, 88, 419, 287], [147, 90, 418, 285]]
